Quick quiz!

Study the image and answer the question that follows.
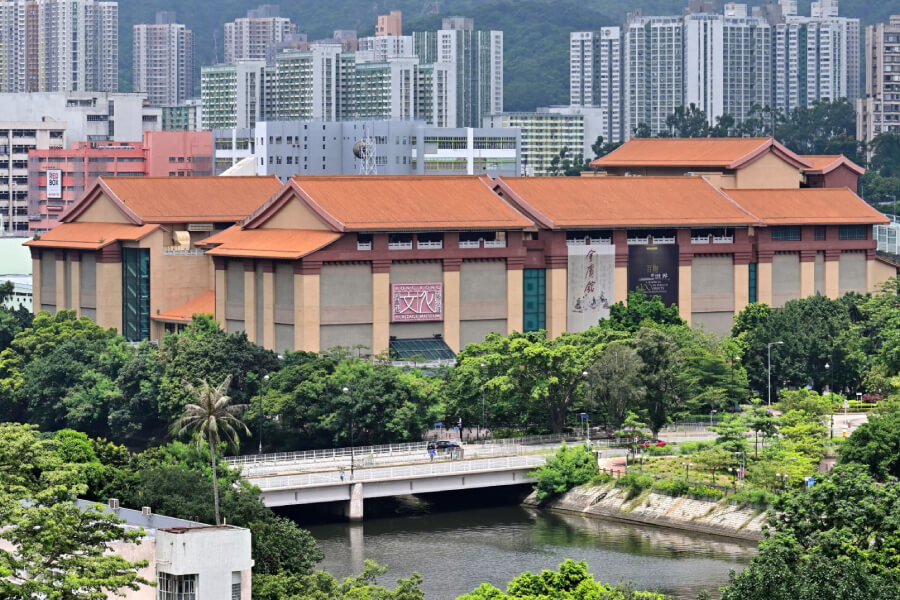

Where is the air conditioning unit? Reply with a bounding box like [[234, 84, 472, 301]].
[[187, 223, 213, 232], [142, 506, 152, 517], [108, 498, 120, 510]]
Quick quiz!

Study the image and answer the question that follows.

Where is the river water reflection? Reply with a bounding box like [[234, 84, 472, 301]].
[[306, 505, 756, 600]]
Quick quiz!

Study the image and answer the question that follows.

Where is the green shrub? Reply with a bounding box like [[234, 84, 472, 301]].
[[689, 484, 725, 500], [529, 444, 598, 501], [652, 477, 690, 496], [678, 440, 714, 455], [643, 445, 671, 456], [731, 488, 777, 507], [592, 471, 613, 485], [616, 471, 654, 499]]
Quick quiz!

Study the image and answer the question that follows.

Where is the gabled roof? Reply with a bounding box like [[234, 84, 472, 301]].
[[243, 175, 534, 232], [591, 137, 812, 170], [801, 155, 866, 176], [62, 176, 283, 225], [24, 222, 161, 250], [493, 176, 758, 229], [152, 291, 215, 324], [724, 188, 889, 226], [200, 226, 341, 259]]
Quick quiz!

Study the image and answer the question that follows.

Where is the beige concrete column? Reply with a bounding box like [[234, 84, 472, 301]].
[[243, 266, 257, 344], [733, 262, 749, 315], [293, 271, 320, 353], [506, 268, 523, 334], [55, 255, 66, 311], [70, 257, 81, 317], [371, 268, 390, 356], [678, 264, 692, 325], [866, 251, 877, 292], [31, 255, 41, 311], [800, 251, 816, 299], [262, 268, 275, 351], [215, 268, 226, 327], [546, 264, 567, 338], [443, 268, 460, 353], [95, 262, 122, 332], [824, 251, 840, 299], [614, 266, 628, 304], [757, 261, 773, 306]]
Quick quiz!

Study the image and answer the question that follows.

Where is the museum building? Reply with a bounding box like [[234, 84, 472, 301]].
[[24, 138, 894, 356]]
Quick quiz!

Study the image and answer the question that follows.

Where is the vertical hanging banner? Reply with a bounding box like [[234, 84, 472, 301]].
[[567, 244, 615, 332], [627, 244, 680, 306], [46, 169, 62, 199]]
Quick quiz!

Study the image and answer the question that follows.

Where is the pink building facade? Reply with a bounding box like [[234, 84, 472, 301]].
[[28, 131, 213, 232]]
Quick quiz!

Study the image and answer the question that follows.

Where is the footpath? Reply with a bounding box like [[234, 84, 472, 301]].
[[523, 456, 767, 542]]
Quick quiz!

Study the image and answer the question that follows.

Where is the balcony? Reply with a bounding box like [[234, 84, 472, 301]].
[[163, 246, 205, 256], [712, 236, 734, 244], [691, 236, 711, 244], [417, 240, 443, 250], [484, 239, 507, 248], [627, 236, 649, 245], [566, 237, 611, 246], [459, 240, 481, 249], [388, 240, 413, 250], [357, 241, 372, 251]]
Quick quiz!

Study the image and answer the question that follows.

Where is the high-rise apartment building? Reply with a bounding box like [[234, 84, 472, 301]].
[[0, 120, 65, 232], [133, 11, 194, 106], [376, 10, 402, 36], [413, 17, 503, 128], [569, 28, 624, 143], [201, 61, 270, 130], [0, 0, 118, 93], [224, 4, 296, 64], [770, 0, 859, 113], [484, 111, 584, 176], [625, 14, 684, 136], [857, 15, 900, 150]]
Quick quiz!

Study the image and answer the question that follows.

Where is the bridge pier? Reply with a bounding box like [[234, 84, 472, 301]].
[[346, 482, 364, 521]]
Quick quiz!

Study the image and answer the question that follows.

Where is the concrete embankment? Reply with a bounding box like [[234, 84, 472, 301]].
[[523, 483, 767, 542]]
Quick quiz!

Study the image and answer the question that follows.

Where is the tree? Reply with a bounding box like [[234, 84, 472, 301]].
[[840, 401, 900, 480], [0, 423, 150, 600], [591, 135, 623, 160], [665, 103, 710, 138], [633, 123, 653, 139], [870, 132, 900, 179], [457, 559, 667, 600], [529, 444, 598, 501], [252, 560, 424, 600], [172, 375, 249, 525], [608, 290, 685, 333], [587, 342, 645, 429], [250, 516, 323, 576], [720, 464, 900, 600], [634, 327, 685, 435], [741, 402, 778, 458]]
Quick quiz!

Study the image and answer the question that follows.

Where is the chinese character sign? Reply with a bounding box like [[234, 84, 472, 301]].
[[391, 283, 443, 322], [567, 244, 615, 332], [627, 244, 679, 307], [46, 169, 62, 199]]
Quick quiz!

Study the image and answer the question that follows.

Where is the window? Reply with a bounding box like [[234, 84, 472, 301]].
[[357, 233, 373, 251], [771, 226, 801, 241], [838, 225, 867, 240], [523, 269, 546, 332], [158, 573, 197, 600], [749, 262, 757, 304], [814, 226, 826, 241], [122, 248, 150, 342]]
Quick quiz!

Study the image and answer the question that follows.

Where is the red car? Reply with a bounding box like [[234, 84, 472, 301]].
[[639, 438, 667, 448]]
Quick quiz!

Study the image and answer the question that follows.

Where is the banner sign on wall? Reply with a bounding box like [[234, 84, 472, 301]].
[[46, 169, 62, 199], [567, 244, 615, 332], [627, 244, 679, 307], [391, 283, 443, 322]]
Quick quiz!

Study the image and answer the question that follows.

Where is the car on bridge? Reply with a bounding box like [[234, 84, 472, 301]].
[[428, 440, 460, 451], [638, 438, 667, 448]]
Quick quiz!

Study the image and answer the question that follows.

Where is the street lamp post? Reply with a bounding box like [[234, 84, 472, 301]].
[[767, 341, 784, 406], [728, 352, 740, 412], [342, 386, 355, 477], [259, 374, 269, 454], [480, 362, 487, 441], [582, 370, 591, 445], [825, 360, 834, 438]]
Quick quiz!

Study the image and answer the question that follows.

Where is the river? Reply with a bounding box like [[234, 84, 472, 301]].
[[304, 503, 756, 600]]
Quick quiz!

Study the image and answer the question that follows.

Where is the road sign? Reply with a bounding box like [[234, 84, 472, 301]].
[[434, 422, 443, 427]]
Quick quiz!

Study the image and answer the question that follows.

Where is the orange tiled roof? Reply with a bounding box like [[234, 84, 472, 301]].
[[590, 137, 812, 170], [724, 188, 889, 225], [66, 176, 283, 224], [494, 177, 758, 228], [801, 155, 866, 175], [152, 291, 215, 323], [277, 175, 534, 231], [24, 222, 161, 249], [202, 226, 341, 259]]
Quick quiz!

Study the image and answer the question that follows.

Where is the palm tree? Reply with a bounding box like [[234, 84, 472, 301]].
[[172, 375, 249, 526]]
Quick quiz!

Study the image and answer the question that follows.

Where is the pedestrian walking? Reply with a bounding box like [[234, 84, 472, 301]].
[[429, 447, 436, 462], [339, 468, 345, 481]]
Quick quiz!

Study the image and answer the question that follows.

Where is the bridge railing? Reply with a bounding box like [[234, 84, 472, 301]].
[[225, 441, 431, 467], [255, 455, 547, 491]]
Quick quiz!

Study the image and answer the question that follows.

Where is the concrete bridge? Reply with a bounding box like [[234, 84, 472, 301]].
[[252, 455, 547, 520]]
